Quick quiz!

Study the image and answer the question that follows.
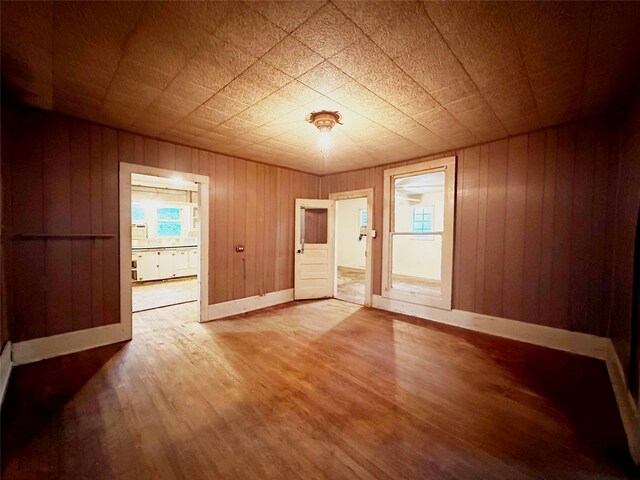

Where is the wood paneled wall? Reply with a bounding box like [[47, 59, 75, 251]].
[[321, 117, 619, 336], [1, 106, 319, 342], [609, 84, 640, 397]]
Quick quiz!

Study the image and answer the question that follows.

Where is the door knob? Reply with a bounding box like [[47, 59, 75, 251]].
[[297, 249, 302, 254]]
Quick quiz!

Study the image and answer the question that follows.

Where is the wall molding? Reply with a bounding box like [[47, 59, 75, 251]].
[[1, 341, 12, 406], [605, 342, 640, 464], [207, 289, 294, 321], [11, 324, 129, 366], [372, 295, 609, 358]]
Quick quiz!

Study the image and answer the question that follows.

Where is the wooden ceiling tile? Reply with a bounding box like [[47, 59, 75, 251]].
[[364, 73, 430, 113], [298, 61, 352, 95], [247, 1, 325, 33], [2, 1, 639, 174], [1, 1, 53, 108], [234, 94, 298, 128], [180, 113, 219, 134], [114, 58, 175, 91], [262, 36, 323, 78], [292, 3, 363, 58], [215, 4, 287, 57], [426, 1, 539, 134], [333, 0, 408, 35], [277, 81, 323, 105], [145, 93, 204, 119], [202, 93, 248, 118], [394, 34, 474, 101], [414, 107, 476, 144], [367, 1, 439, 60], [105, 77, 162, 109], [443, 94, 506, 141], [509, 1, 591, 127], [53, 1, 143, 53], [163, 79, 215, 107], [218, 61, 291, 108]]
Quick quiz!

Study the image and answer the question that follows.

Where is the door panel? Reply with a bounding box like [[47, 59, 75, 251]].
[[294, 199, 335, 299]]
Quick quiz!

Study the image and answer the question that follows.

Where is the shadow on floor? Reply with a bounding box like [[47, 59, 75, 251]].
[[1, 343, 126, 476]]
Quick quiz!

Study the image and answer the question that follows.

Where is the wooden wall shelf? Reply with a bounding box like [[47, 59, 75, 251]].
[[13, 233, 116, 240]]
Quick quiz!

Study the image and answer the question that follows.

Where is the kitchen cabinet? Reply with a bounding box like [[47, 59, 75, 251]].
[[132, 247, 198, 282]]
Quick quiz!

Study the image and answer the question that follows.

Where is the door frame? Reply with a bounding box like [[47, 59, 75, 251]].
[[381, 156, 456, 310], [119, 162, 210, 339], [329, 188, 374, 307]]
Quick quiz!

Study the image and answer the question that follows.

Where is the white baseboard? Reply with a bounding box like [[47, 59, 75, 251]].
[[372, 295, 609, 359], [1, 341, 12, 406], [206, 289, 294, 321], [12, 324, 130, 366], [605, 342, 640, 464]]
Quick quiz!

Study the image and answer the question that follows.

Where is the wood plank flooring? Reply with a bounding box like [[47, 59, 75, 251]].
[[2, 300, 636, 479], [132, 277, 197, 312], [336, 266, 365, 305]]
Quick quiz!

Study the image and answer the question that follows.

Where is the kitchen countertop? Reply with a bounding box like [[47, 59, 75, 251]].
[[132, 244, 197, 251]]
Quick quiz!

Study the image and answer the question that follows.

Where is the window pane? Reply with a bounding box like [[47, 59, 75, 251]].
[[303, 208, 327, 244], [157, 207, 181, 221], [158, 222, 182, 237], [391, 234, 442, 296], [394, 171, 445, 233], [132, 204, 145, 222], [359, 210, 367, 227]]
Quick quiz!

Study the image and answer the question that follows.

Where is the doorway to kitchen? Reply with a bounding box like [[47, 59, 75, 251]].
[[119, 163, 209, 339], [130, 173, 199, 312]]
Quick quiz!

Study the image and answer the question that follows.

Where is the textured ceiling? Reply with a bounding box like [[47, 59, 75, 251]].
[[2, 1, 640, 174]]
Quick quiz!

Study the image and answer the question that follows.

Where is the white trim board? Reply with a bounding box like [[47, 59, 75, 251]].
[[11, 324, 129, 366], [372, 295, 609, 359], [207, 289, 294, 321], [1, 341, 12, 406], [605, 342, 640, 464]]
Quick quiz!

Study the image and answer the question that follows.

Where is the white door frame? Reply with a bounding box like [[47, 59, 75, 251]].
[[119, 162, 210, 339], [382, 156, 456, 310], [329, 188, 374, 307]]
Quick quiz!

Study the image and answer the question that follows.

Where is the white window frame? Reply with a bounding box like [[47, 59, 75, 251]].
[[381, 156, 456, 310]]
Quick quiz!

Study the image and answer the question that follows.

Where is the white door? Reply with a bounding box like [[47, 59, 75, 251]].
[[294, 199, 335, 299]]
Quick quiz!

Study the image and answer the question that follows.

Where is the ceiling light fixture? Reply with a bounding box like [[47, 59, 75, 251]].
[[307, 110, 342, 154]]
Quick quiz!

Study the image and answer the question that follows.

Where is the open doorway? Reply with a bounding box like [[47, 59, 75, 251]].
[[119, 163, 209, 339], [130, 173, 199, 313], [330, 189, 373, 306]]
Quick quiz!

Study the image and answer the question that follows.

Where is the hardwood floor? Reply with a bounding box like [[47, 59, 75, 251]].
[[132, 277, 197, 312], [391, 273, 441, 296], [336, 266, 365, 304], [2, 300, 636, 479]]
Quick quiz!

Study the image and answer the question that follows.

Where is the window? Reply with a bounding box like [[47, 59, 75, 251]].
[[157, 207, 182, 237], [382, 156, 456, 310], [132, 204, 145, 223], [412, 206, 433, 233], [359, 209, 367, 227]]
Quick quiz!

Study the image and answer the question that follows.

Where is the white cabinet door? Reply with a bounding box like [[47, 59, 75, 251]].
[[135, 251, 159, 281], [158, 251, 176, 278], [175, 250, 190, 270], [188, 249, 198, 269]]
